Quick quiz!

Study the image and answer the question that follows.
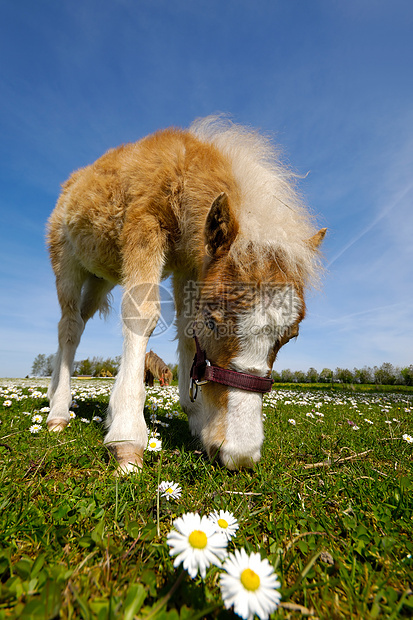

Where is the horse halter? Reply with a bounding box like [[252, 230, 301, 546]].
[[189, 331, 273, 402]]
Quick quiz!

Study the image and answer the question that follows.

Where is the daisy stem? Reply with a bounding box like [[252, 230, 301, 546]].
[[114, 476, 119, 524], [156, 449, 163, 537]]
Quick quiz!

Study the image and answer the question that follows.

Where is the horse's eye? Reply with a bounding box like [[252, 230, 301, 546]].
[[206, 317, 215, 330]]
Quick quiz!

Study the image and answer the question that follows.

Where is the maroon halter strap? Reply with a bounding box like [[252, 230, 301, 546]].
[[189, 333, 273, 401]]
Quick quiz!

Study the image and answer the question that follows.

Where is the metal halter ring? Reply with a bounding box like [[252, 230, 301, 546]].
[[189, 360, 210, 402]]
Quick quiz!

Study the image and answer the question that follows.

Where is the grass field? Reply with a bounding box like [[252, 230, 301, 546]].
[[0, 378, 412, 619]]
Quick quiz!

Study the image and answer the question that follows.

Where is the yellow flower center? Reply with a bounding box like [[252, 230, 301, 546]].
[[188, 530, 208, 549], [149, 441, 157, 448], [166, 487, 173, 494], [240, 568, 261, 591], [217, 518, 229, 529]]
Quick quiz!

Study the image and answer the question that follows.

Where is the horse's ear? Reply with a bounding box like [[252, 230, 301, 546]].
[[204, 193, 239, 257], [307, 227, 327, 250]]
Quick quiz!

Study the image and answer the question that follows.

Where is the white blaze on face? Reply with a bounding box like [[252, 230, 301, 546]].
[[221, 285, 301, 469]]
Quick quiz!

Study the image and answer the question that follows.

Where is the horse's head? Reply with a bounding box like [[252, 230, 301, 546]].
[[163, 368, 173, 386], [192, 193, 326, 469]]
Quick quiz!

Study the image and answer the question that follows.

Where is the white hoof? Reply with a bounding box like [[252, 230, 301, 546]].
[[114, 460, 143, 476], [107, 443, 144, 476], [47, 418, 68, 432]]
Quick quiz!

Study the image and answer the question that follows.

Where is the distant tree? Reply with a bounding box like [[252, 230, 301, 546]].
[[393, 366, 404, 385], [31, 354, 47, 376], [102, 356, 120, 377], [319, 368, 333, 383], [400, 365, 413, 386], [31, 353, 55, 376], [374, 363, 396, 385], [281, 368, 294, 383], [77, 358, 93, 376], [168, 364, 178, 381], [334, 367, 354, 384], [73, 356, 120, 377], [353, 366, 373, 384], [271, 370, 282, 383], [306, 367, 318, 383], [92, 357, 105, 377], [293, 370, 306, 383], [45, 354, 55, 376]]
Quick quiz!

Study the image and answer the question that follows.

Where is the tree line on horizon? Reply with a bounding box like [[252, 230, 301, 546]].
[[271, 362, 413, 386], [31, 354, 413, 386], [31, 354, 121, 378]]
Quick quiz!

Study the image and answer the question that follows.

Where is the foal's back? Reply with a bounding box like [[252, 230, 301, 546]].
[[47, 129, 236, 283]]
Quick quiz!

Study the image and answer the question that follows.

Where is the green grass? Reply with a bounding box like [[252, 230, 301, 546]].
[[0, 378, 412, 619]]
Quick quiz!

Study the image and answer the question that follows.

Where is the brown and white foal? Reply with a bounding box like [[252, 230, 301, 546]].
[[46, 116, 325, 472]]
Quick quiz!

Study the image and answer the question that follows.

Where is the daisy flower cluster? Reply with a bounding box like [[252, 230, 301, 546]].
[[167, 509, 280, 620], [0, 383, 48, 405], [0, 379, 112, 434], [265, 388, 413, 440], [146, 387, 181, 428], [143, 387, 182, 452]]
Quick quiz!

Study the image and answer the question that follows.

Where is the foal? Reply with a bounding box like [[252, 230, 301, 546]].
[[46, 116, 325, 472]]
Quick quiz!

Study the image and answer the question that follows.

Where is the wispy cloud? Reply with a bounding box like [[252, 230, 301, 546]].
[[328, 182, 413, 267]]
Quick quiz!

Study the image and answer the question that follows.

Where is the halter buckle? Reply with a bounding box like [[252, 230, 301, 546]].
[[189, 360, 210, 402]]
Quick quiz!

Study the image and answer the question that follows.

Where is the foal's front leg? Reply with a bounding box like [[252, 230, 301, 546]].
[[104, 214, 166, 474], [104, 282, 161, 473]]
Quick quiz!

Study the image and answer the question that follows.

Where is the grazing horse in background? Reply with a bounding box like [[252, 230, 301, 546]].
[[46, 116, 326, 473], [144, 350, 173, 387]]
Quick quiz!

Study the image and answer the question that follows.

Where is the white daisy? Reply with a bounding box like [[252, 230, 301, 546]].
[[166, 512, 228, 579], [158, 481, 182, 501], [92, 415, 102, 423], [402, 433, 413, 443], [220, 548, 281, 620], [208, 510, 239, 541], [29, 424, 42, 434], [32, 414, 43, 423], [288, 419, 296, 425], [69, 411, 76, 419], [3, 400, 12, 407], [147, 437, 162, 452]]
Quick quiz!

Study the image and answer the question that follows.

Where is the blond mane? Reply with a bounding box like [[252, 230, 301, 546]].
[[190, 115, 323, 287]]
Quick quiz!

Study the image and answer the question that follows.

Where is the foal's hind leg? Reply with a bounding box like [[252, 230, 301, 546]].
[[47, 262, 88, 431], [47, 272, 114, 431]]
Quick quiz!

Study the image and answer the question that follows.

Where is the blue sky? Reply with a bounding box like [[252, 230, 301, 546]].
[[0, 0, 412, 377]]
